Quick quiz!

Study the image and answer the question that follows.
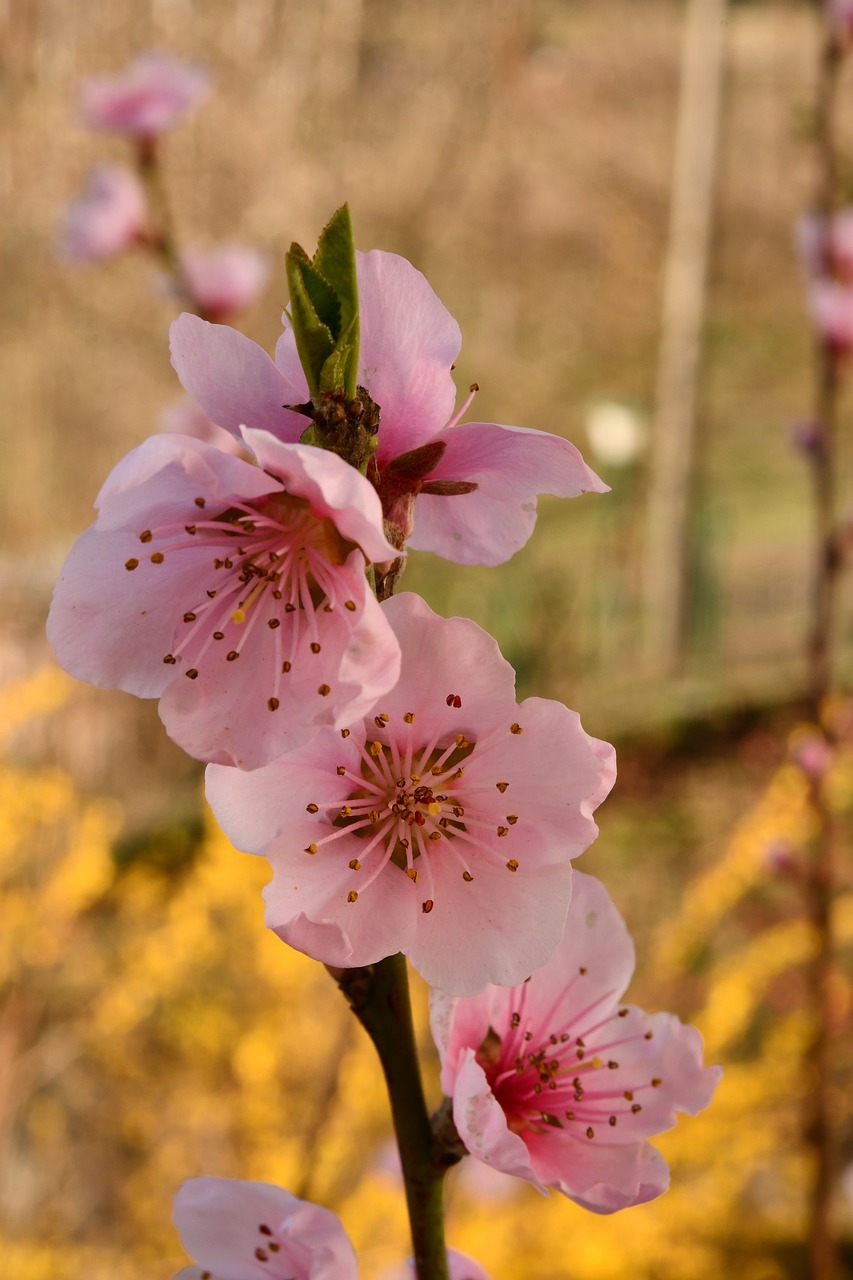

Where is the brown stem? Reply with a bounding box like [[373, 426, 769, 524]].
[[804, 19, 844, 1280]]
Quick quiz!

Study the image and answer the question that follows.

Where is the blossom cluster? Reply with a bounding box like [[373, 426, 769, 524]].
[[49, 88, 720, 1271], [60, 52, 268, 320]]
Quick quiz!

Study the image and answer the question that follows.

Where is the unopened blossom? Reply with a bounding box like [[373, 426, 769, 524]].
[[170, 250, 606, 569], [171, 1177, 357, 1280], [430, 871, 721, 1213], [160, 396, 245, 456], [59, 164, 147, 262], [206, 592, 615, 994], [81, 51, 210, 137], [808, 280, 853, 352], [180, 244, 270, 320], [47, 431, 400, 769]]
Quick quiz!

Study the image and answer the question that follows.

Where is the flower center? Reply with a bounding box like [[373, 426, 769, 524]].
[[477, 987, 665, 1143], [124, 489, 358, 709], [302, 700, 526, 911]]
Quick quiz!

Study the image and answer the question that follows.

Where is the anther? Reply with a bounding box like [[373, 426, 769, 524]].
[[347, 890, 358, 903], [510, 722, 523, 734], [336, 766, 346, 775], [345, 600, 357, 611], [310, 642, 321, 653], [428, 831, 441, 841], [579, 966, 588, 975], [496, 781, 509, 793], [255, 1249, 269, 1262], [506, 859, 519, 872], [125, 558, 139, 571], [267, 697, 280, 711], [651, 1078, 662, 1087], [608, 1060, 619, 1069], [497, 826, 509, 838], [207, 589, 217, 599], [340, 728, 350, 737], [348, 859, 361, 870], [404, 711, 416, 723], [259, 1225, 273, 1236], [185, 668, 199, 680], [163, 654, 176, 664], [194, 496, 206, 507], [609, 1116, 617, 1127], [632, 1104, 642, 1113], [406, 867, 418, 882], [445, 693, 462, 708], [645, 1031, 654, 1040], [462, 870, 473, 882], [422, 899, 434, 913], [213, 631, 224, 640], [305, 843, 318, 854], [317, 684, 331, 696], [185, 524, 197, 535], [183, 612, 196, 623], [282, 661, 291, 672], [507, 814, 518, 824], [227, 651, 240, 661], [139, 530, 152, 542], [268, 619, 281, 629], [619, 1008, 629, 1017], [150, 552, 164, 564], [624, 1091, 634, 1101], [586, 1127, 594, 1139], [306, 803, 319, 814]]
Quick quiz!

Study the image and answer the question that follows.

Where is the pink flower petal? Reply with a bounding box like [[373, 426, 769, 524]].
[[528, 1132, 670, 1213], [170, 313, 308, 444], [81, 51, 210, 137], [452, 1050, 547, 1191], [408, 422, 608, 566], [172, 1177, 357, 1279]]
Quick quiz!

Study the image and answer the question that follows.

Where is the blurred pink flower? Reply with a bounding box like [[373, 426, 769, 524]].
[[798, 211, 853, 283], [808, 280, 853, 352], [180, 244, 270, 320], [59, 164, 147, 262], [170, 250, 605, 568], [430, 871, 721, 1213], [206, 592, 615, 994], [405, 1251, 493, 1280], [80, 51, 209, 137], [160, 396, 245, 456], [47, 431, 400, 769], [828, 0, 853, 40], [171, 1177, 357, 1280]]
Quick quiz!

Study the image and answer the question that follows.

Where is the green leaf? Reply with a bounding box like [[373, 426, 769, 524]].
[[285, 205, 361, 400]]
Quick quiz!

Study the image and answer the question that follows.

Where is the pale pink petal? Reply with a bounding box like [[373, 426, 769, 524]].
[[452, 1051, 547, 1192], [809, 280, 853, 351], [527, 1132, 670, 1213], [180, 244, 270, 318], [172, 1177, 357, 1279], [274, 250, 461, 463], [81, 52, 210, 136], [170, 313, 308, 443], [160, 396, 245, 456], [405, 1250, 494, 1280], [408, 422, 607, 566], [372, 593, 516, 739], [406, 857, 574, 996], [60, 164, 147, 262]]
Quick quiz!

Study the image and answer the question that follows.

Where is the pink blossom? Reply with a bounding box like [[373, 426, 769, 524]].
[[59, 164, 147, 262], [81, 51, 210, 137], [797, 211, 853, 282], [160, 396, 246, 456], [828, 0, 853, 40], [206, 592, 615, 994], [171, 1177, 357, 1280], [47, 431, 400, 769], [170, 250, 606, 568], [808, 280, 853, 352], [430, 871, 721, 1212], [180, 245, 270, 320]]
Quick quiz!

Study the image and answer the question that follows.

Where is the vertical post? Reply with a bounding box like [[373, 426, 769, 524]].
[[643, 0, 727, 675]]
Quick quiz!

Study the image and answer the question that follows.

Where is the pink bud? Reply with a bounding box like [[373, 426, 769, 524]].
[[59, 164, 147, 262], [80, 51, 209, 137], [179, 244, 270, 319]]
